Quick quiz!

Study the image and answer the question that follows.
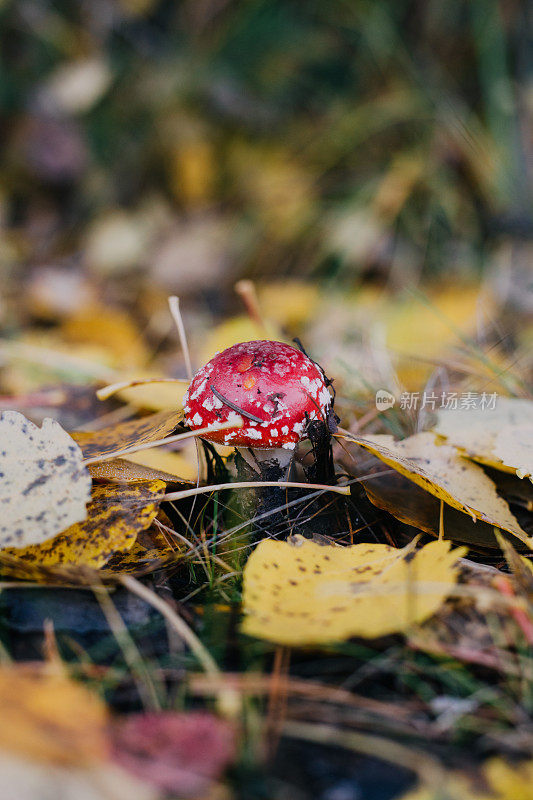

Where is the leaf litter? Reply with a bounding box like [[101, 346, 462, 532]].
[[1, 285, 533, 798]]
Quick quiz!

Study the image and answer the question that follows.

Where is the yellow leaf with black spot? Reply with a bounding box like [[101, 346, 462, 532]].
[[72, 410, 181, 461], [102, 527, 181, 576], [343, 432, 532, 549], [2, 481, 166, 571], [242, 536, 465, 645]]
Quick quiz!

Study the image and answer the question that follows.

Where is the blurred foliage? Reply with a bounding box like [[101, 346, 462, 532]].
[[0, 0, 532, 324]]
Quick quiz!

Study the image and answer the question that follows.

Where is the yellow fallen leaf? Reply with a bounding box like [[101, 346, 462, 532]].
[[3, 481, 165, 571], [61, 306, 149, 369], [345, 432, 532, 549], [170, 138, 215, 208], [242, 536, 465, 645], [102, 378, 189, 411], [198, 316, 280, 366], [228, 142, 316, 240], [258, 281, 320, 330], [72, 410, 181, 461], [0, 665, 107, 766], [103, 527, 181, 576], [401, 757, 533, 800], [493, 424, 533, 482], [385, 286, 491, 361], [433, 397, 533, 470]]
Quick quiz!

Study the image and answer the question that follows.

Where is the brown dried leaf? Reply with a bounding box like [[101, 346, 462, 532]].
[[344, 432, 532, 548], [88, 457, 193, 484], [360, 460, 511, 549]]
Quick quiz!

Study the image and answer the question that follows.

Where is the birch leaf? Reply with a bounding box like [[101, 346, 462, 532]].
[[0, 411, 91, 548], [433, 397, 533, 470], [242, 536, 465, 645], [72, 410, 181, 461], [102, 527, 181, 576], [3, 481, 165, 571], [345, 432, 532, 549]]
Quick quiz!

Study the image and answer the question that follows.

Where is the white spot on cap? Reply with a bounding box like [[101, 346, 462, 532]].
[[282, 441, 296, 450], [244, 428, 263, 440], [192, 412, 203, 426], [319, 387, 331, 409]]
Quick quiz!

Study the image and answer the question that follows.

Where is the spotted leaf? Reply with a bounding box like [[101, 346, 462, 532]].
[[0, 411, 91, 548], [242, 535, 465, 645]]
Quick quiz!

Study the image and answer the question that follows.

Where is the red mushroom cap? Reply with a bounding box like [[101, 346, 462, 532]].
[[183, 340, 331, 449]]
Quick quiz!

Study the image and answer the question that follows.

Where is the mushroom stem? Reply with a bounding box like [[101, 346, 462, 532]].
[[232, 446, 299, 538], [236, 446, 294, 478]]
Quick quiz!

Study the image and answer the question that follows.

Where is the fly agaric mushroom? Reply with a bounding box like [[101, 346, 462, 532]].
[[182, 340, 333, 480]]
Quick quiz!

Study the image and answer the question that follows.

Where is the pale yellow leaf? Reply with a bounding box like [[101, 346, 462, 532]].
[[258, 281, 320, 330], [0, 411, 92, 549], [61, 306, 149, 370], [43, 58, 111, 114], [97, 377, 189, 411], [242, 536, 465, 645], [492, 424, 533, 482], [343, 432, 532, 548], [433, 397, 533, 470]]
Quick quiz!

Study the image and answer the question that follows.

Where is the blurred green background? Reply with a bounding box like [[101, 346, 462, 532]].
[[0, 0, 531, 321]]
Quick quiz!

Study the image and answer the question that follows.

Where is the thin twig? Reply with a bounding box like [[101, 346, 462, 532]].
[[168, 296, 194, 381], [163, 480, 351, 502]]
